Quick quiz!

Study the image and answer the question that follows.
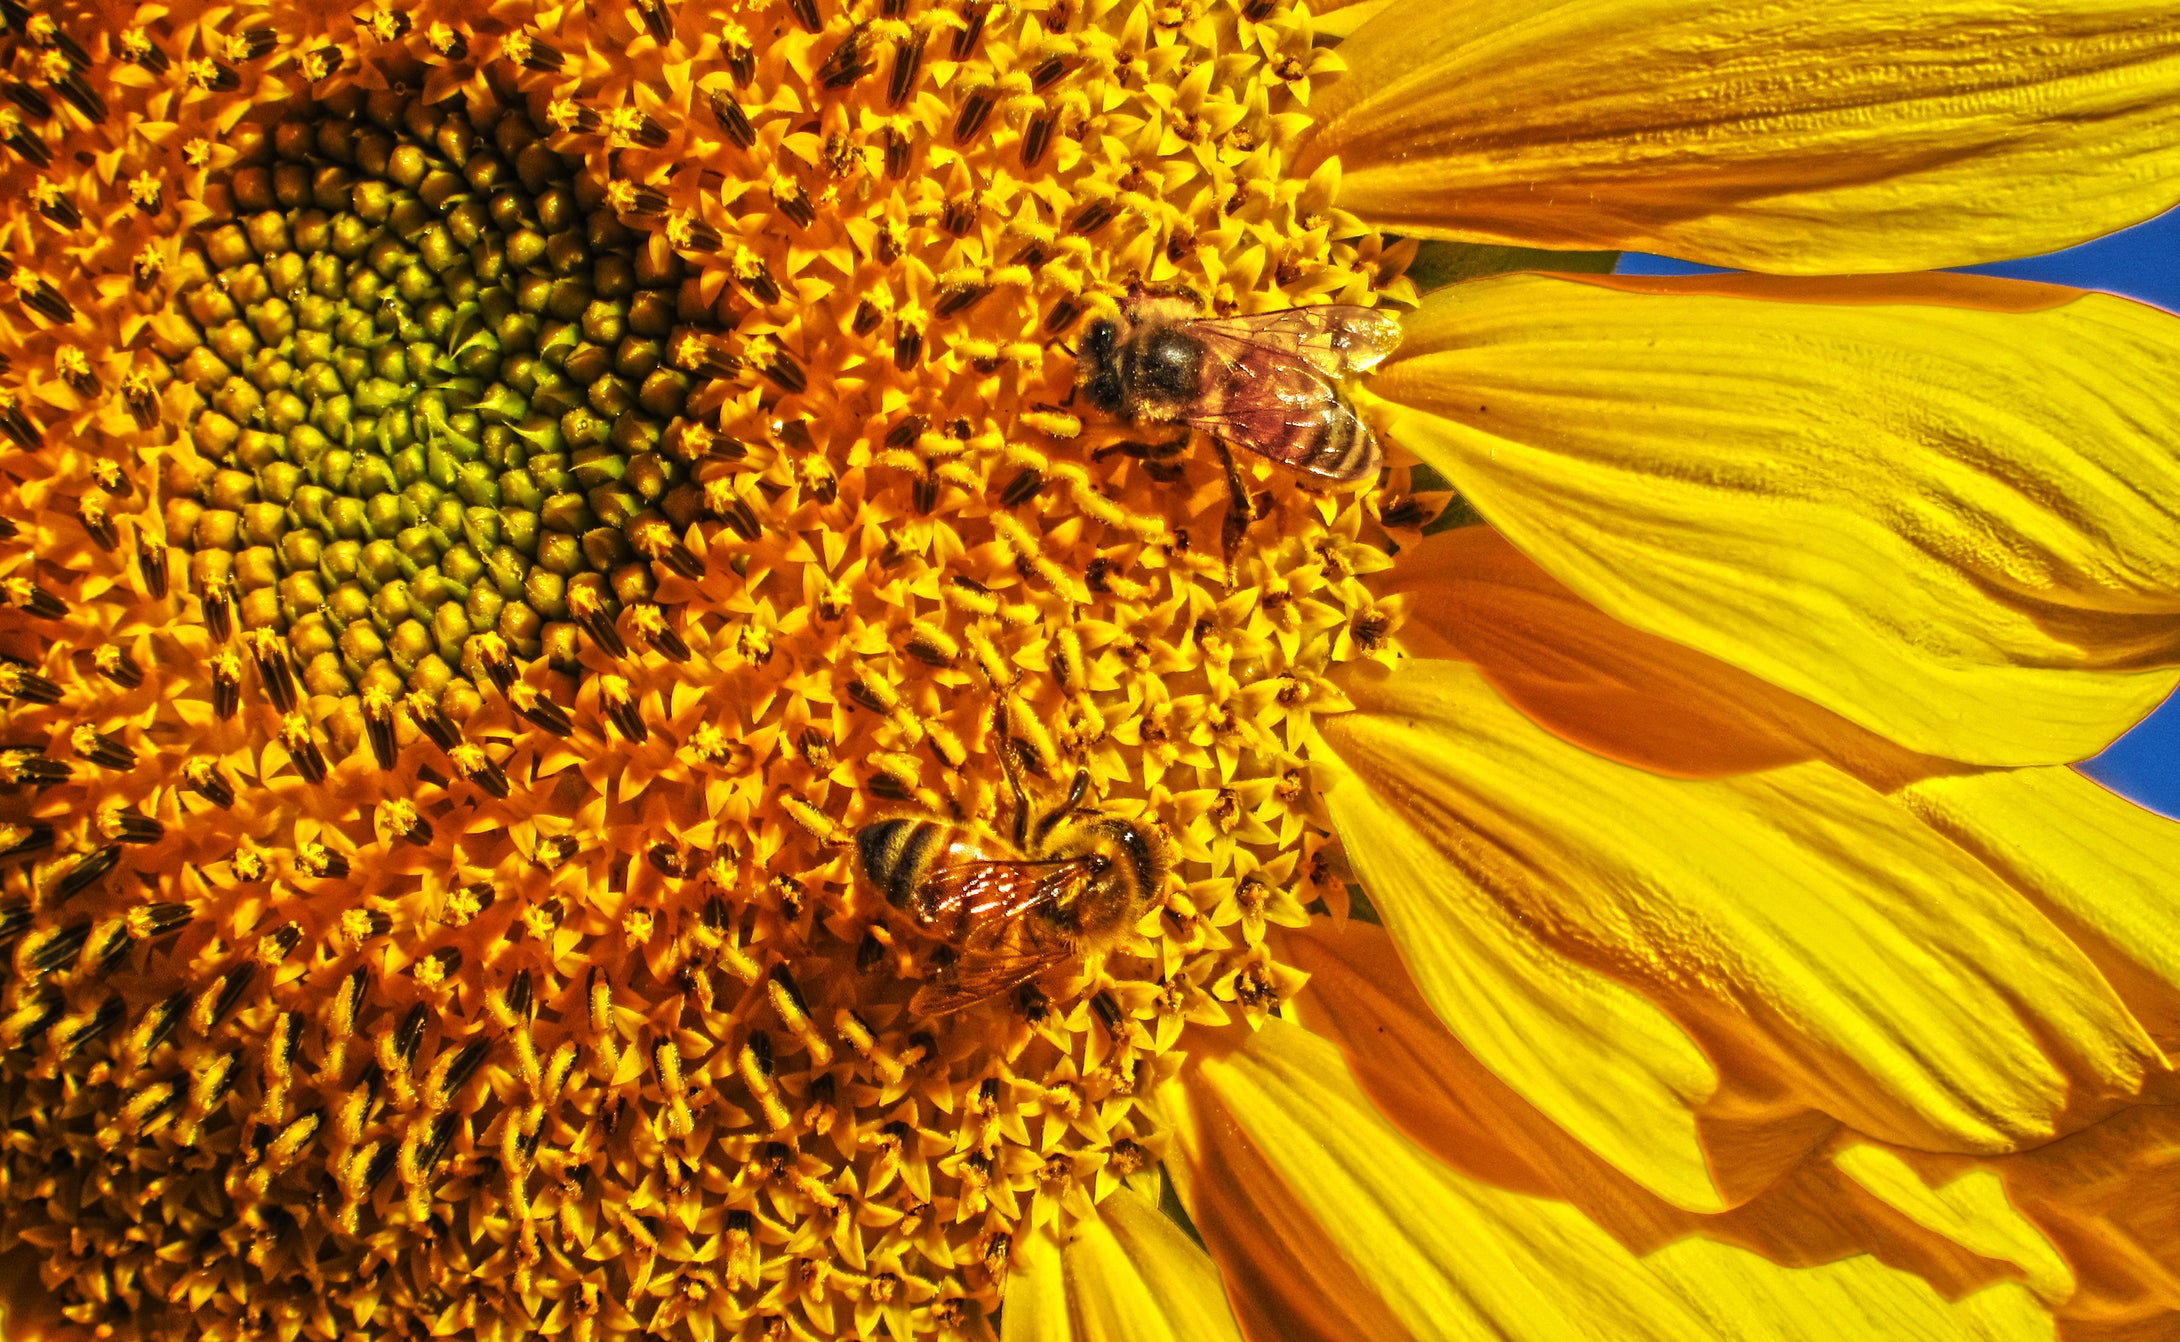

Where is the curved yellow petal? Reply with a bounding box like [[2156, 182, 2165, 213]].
[[1301, 0, 2180, 274], [1385, 524, 1937, 784], [1899, 766, 2180, 1052], [1834, 1144, 2076, 1305], [1168, 1019, 2056, 1342], [1288, 919, 2060, 1305], [1003, 1188, 1244, 1342], [1374, 273, 2180, 767], [1315, 659, 2160, 1210]]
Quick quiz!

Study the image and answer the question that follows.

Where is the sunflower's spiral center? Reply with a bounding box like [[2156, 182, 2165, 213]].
[[164, 88, 722, 724]]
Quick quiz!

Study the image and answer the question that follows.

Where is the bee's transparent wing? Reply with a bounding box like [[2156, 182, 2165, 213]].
[[910, 942, 1074, 1018], [910, 858, 1093, 936], [1178, 355, 1383, 486], [906, 857, 1090, 1015], [1186, 304, 1404, 377]]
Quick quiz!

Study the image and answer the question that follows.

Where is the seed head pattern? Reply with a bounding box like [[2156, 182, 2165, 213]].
[[0, 0, 1424, 1337]]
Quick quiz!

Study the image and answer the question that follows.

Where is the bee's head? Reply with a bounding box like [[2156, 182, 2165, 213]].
[[1077, 317, 1126, 414]]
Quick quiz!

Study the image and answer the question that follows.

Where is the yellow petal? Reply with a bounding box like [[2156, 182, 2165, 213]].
[[1289, 919, 2053, 1305], [1898, 766, 2180, 1052], [1375, 273, 2180, 767], [1168, 1018, 2056, 1341], [1386, 523, 1931, 784], [1315, 659, 2160, 1210], [1834, 1143, 2076, 1305], [1302, 0, 2180, 273], [1003, 1187, 1244, 1342]]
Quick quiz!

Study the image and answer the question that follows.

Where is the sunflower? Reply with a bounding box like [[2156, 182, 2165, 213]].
[[1, 0, 2179, 1337]]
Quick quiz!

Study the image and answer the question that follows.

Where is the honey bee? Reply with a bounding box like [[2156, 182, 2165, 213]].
[[1075, 290, 1403, 487], [855, 711, 1167, 1017]]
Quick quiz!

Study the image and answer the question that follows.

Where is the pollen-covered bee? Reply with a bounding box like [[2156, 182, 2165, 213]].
[[1076, 290, 1403, 487], [855, 711, 1167, 1017]]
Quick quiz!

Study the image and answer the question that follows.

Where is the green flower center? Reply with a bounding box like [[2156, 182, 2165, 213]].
[[167, 87, 720, 714]]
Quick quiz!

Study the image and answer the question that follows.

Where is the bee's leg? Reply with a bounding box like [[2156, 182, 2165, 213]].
[[1210, 437, 1259, 574], [993, 700, 1034, 851]]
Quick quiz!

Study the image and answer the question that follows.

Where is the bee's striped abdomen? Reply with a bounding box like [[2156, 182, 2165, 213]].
[[857, 818, 944, 910], [1299, 401, 1381, 483]]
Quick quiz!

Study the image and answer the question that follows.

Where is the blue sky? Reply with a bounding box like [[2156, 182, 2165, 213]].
[[1618, 207, 2180, 817]]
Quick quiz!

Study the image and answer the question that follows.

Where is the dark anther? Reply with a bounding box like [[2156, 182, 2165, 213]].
[[251, 641, 298, 714], [576, 605, 627, 658], [394, 1003, 428, 1068], [3, 124, 50, 168], [851, 299, 881, 337], [1, 898, 37, 946], [286, 728, 328, 785], [28, 920, 90, 976], [894, 324, 922, 370], [1, 752, 67, 787], [719, 494, 763, 542], [37, 193, 80, 229], [515, 35, 564, 71], [933, 284, 991, 319], [646, 622, 691, 662], [941, 197, 976, 237], [138, 903, 193, 938], [407, 694, 461, 751], [4, 579, 63, 618], [787, 0, 820, 31], [57, 845, 122, 901], [646, 843, 683, 877], [725, 40, 754, 86], [953, 86, 996, 146], [761, 352, 807, 395], [954, 0, 990, 58], [106, 810, 162, 845], [516, 694, 574, 738], [885, 415, 929, 449], [440, 1038, 491, 1097], [210, 659, 241, 720], [62, 997, 122, 1057], [707, 88, 755, 149], [888, 30, 925, 107], [234, 28, 276, 59], [815, 23, 875, 88], [0, 665, 61, 704], [632, 0, 673, 44], [0, 398, 40, 448], [507, 968, 534, 1020], [203, 585, 234, 642], [7, 81, 53, 119], [51, 71, 106, 125], [78, 731, 137, 772], [869, 772, 912, 801], [1021, 109, 1057, 170], [477, 644, 516, 695], [1029, 57, 1068, 91], [457, 750, 511, 799], [364, 694, 396, 769], [604, 694, 648, 745], [1244, 0, 1278, 16], [1067, 199, 1117, 235], [19, 278, 74, 324], [883, 126, 910, 180], [776, 183, 816, 230], [1000, 468, 1045, 508], [1, 824, 52, 864], [1043, 297, 1081, 334]]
